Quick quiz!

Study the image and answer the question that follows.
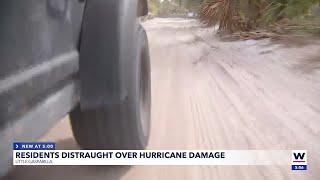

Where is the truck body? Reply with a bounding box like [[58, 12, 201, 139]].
[[0, 0, 150, 176]]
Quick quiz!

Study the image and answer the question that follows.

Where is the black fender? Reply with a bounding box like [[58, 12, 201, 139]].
[[79, 0, 147, 109]]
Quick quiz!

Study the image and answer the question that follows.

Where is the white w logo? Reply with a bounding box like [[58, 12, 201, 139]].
[[293, 152, 305, 160]]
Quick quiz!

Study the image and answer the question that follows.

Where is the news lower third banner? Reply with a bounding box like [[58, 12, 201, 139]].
[[12, 143, 307, 170]]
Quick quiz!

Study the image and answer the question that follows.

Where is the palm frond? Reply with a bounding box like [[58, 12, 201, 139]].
[[199, 0, 245, 32]]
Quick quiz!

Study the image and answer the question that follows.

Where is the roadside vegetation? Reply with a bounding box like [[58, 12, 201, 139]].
[[148, 0, 204, 16], [199, 0, 320, 39], [148, 0, 320, 39]]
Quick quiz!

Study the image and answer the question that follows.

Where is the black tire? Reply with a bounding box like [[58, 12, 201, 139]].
[[70, 25, 151, 150]]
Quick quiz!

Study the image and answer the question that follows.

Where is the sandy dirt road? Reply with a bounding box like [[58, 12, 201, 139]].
[[5, 18, 320, 180]]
